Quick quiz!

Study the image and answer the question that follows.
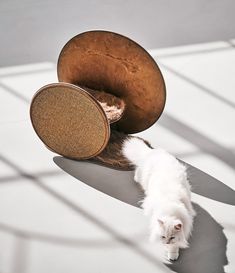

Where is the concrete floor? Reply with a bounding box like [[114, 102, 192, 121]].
[[0, 1, 235, 273]]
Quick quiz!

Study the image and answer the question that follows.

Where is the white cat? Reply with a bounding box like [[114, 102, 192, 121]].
[[122, 138, 196, 261]]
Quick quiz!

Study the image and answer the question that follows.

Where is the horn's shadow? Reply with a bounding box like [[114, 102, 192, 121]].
[[53, 156, 232, 273], [54, 157, 143, 207]]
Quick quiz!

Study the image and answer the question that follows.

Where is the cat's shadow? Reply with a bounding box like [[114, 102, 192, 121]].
[[54, 156, 233, 273], [167, 203, 228, 273]]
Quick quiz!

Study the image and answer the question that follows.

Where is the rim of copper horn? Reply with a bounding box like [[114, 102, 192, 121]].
[[57, 30, 166, 134]]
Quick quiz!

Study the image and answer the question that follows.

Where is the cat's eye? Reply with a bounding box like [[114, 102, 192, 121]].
[[170, 236, 175, 240], [161, 236, 166, 239]]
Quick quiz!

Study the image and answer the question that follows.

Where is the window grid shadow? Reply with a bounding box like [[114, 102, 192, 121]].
[[151, 44, 233, 59], [0, 154, 164, 269], [158, 62, 235, 109], [0, 170, 64, 183], [0, 66, 55, 78], [0, 82, 29, 104], [159, 114, 235, 169]]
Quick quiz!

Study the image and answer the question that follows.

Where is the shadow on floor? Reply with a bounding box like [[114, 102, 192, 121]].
[[54, 156, 143, 207], [186, 162, 235, 206], [54, 156, 232, 273], [54, 156, 235, 206], [167, 203, 228, 273]]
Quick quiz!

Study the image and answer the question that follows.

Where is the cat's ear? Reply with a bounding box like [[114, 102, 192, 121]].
[[158, 219, 164, 226], [174, 220, 182, 231]]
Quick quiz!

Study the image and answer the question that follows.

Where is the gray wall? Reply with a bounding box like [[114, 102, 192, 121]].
[[1, 0, 234, 66]]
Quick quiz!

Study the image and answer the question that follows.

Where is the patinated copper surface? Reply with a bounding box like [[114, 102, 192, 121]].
[[57, 30, 166, 134]]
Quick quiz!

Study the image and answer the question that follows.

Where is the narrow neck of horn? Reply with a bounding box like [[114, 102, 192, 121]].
[[80, 86, 126, 124]]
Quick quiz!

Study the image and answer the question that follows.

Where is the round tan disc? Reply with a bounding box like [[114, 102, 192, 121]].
[[57, 30, 166, 134], [30, 83, 110, 159]]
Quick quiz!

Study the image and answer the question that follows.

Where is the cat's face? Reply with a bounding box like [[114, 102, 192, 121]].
[[158, 218, 182, 245]]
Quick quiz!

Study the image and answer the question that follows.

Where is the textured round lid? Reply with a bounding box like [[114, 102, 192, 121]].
[[30, 83, 110, 159], [57, 30, 166, 134]]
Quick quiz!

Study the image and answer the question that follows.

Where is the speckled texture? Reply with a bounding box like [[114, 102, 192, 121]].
[[30, 83, 110, 159]]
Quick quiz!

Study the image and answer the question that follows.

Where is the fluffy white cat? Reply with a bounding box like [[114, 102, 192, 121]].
[[123, 138, 196, 261]]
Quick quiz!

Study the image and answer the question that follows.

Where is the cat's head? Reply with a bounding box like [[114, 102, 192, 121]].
[[151, 217, 188, 248]]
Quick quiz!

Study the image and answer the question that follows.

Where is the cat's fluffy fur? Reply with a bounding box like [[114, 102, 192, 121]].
[[122, 138, 196, 261]]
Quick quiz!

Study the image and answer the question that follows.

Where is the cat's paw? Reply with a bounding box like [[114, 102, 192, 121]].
[[167, 251, 179, 261]]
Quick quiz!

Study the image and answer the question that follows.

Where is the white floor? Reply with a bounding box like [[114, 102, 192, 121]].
[[0, 40, 235, 273]]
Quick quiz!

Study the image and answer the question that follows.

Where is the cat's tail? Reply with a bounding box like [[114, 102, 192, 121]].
[[122, 137, 152, 166]]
